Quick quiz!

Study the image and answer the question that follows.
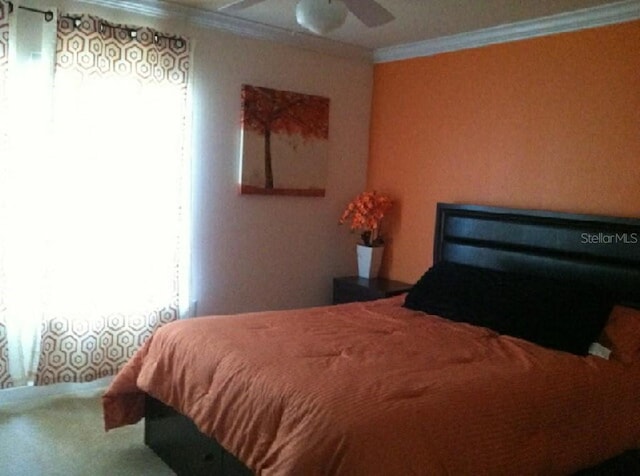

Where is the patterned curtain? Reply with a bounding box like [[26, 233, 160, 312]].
[[0, 0, 13, 389], [32, 14, 190, 385], [0, 12, 190, 387]]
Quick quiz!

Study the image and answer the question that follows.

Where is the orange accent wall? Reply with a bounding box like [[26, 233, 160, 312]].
[[368, 20, 640, 283]]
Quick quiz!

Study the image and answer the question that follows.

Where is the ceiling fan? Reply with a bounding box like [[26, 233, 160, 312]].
[[219, 0, 395, 35]]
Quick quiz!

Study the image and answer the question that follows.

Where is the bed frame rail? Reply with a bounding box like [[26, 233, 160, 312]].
[[145, 395, 251, 476]]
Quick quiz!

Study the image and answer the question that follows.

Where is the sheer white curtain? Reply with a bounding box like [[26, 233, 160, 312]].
[[0, 8, 191, 388], [0, 0, 12, 389], [0, 1, 57, 388]]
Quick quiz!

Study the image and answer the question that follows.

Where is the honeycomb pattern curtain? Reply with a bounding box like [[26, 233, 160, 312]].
[[33, 14, 191, 385], [0, 11, 191, 388]]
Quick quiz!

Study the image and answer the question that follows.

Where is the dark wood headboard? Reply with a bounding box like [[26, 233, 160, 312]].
[[434, 203, 640, 306]]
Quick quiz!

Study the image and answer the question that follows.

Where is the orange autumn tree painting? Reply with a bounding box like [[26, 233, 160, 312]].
[[240, 84, 329, 196]]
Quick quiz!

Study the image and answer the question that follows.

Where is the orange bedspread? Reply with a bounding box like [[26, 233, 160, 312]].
[[103, 296, 640, 475]]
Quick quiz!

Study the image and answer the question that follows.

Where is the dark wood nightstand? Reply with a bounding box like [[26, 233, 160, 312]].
[[332, 276, 413, 304]]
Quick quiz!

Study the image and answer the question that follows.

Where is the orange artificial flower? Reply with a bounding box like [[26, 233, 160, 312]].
[[339, 191, 392, 246]]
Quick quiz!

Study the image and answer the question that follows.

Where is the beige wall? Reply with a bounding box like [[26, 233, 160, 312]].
[[50, 1, 374, 314]]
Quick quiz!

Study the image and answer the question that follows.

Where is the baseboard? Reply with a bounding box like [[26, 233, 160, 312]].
[[0, 376, 113, 408]]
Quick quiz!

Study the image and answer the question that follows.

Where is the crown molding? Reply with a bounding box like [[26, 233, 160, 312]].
[[72, 0, 639, 64], [75, 0, 373, 62], [373, 0, 640, 63]]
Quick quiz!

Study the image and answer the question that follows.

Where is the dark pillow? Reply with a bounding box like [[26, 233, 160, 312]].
[[404, 261, 614, 355]]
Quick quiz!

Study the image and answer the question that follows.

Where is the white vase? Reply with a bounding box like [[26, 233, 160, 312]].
[[356, 244, 384, 279]]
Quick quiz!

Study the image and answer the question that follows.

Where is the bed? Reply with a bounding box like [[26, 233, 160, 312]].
[[103, 203, 640, 475]]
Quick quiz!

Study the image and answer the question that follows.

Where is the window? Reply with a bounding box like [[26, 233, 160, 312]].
[[0, 5, 191, 388]]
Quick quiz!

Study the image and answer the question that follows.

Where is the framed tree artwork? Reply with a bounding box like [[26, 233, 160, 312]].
[[239, 84, 329, 196]]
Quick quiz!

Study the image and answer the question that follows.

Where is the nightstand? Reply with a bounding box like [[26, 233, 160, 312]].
[[332, 276, 413, 304]]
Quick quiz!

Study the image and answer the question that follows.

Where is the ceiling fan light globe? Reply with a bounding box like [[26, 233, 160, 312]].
[[296, 0, 348, 35]]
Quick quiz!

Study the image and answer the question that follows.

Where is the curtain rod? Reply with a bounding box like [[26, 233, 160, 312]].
[[7, 2, 54, 22], [4, 3, 184, 47], [59, 13, 185, 47]]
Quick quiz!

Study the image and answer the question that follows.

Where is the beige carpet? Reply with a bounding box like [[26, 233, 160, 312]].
[[0, 390, 173, 476]]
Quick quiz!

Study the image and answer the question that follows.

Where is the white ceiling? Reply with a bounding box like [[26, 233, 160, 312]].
[[163, 0, 632, 51], [102, 0, 639, 61]]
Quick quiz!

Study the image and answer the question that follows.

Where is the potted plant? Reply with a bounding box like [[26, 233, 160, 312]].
[[339, 191, 393, 278]]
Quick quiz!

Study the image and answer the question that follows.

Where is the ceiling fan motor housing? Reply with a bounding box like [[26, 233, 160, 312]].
[[296, 0, 348, 35]]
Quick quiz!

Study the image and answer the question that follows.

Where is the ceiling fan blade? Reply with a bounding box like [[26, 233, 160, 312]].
[[342, 0, 394, 27], [218, 0, 267, 12]]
